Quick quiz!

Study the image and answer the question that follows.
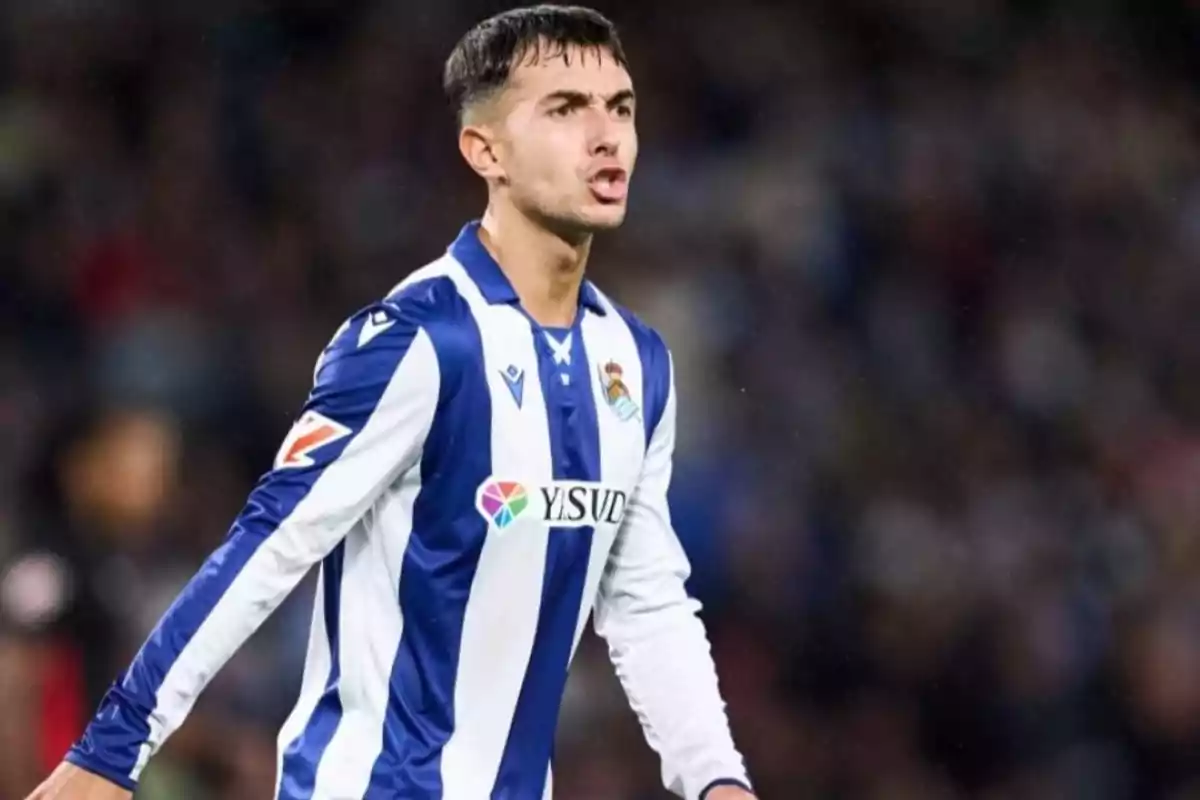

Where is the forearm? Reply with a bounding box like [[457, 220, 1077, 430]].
[[599, 597, 750, 800], [67, 512, 331, 788]]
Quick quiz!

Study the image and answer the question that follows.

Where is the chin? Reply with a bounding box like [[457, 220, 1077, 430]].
[[530, 203, 627, 241], [576, 203, 628, 231]]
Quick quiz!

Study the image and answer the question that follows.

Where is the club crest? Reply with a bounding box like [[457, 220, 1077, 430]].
[[598, 360, 640, 422]]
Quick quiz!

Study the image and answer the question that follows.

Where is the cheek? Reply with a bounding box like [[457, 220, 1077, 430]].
[[515, 130, 582, 187]]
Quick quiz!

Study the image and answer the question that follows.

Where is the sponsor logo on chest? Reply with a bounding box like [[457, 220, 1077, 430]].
[[476, 478, 628, 530]]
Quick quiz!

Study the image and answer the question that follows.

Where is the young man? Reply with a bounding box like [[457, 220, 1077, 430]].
[[30, 6, 754, 799]]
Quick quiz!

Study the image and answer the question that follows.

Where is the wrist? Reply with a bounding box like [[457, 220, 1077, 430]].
[[700, 779, 756, 799], [65, 744, 139, 791], [704, 788, 756, 800]]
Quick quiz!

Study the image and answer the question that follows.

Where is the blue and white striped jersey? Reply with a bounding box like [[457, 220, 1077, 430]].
[[65, 221, 750, 800]]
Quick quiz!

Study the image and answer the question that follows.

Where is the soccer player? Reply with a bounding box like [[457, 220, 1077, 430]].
[[29, 5, 755, 799]]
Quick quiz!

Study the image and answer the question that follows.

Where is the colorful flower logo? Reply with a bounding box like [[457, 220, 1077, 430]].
[[476, 480, 530, 529]]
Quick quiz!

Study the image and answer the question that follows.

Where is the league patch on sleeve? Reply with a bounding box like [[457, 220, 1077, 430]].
[[275, 410, 353, 469]]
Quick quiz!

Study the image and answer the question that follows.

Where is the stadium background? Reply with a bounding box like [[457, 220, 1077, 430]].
[[3, 0, 1200, 797]]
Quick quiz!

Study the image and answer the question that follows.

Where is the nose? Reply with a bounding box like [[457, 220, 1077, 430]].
[[592, 138, 617, 158], [587, 112, 619, 158]]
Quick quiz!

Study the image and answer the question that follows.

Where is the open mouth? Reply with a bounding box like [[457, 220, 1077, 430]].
[[588, 167, 628, 203]]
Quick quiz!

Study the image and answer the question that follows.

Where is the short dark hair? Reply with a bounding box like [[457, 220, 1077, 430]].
[[443, 5, 628, 124]]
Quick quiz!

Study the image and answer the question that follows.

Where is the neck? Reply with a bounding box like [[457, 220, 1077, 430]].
[[478, 202, 592, 328]]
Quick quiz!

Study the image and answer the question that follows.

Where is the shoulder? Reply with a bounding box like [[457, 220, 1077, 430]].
[[314, 256, 480, 389], [381, 257, 469, 322], [340, 257, 476, 343], [593, 285, 672, 380]]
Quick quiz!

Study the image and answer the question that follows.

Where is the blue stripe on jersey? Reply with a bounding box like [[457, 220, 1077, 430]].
[[363, 284, 492, 798], [492, 319, 602, 798], [611, 306, 671, 446], [66, 300, 424, 788], [276, 541, 345, 799]]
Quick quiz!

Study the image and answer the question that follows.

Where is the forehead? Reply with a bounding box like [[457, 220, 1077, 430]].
[[506, 42, 632, 100]]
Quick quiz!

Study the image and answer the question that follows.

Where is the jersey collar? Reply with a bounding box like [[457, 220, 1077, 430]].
[[449, 220, 607, 317]]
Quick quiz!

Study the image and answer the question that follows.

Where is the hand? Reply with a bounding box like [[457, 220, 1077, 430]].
[[706, 787, 757, 800], [24, 762, 132, 800]]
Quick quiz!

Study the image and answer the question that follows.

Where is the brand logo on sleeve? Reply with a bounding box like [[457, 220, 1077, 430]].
[[358, 309, 395, 348], [275, 411, 352, 469]]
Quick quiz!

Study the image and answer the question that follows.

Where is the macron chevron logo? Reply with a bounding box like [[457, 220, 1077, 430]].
[[500, 364, 524, 408], [358, 310, 395, 348]]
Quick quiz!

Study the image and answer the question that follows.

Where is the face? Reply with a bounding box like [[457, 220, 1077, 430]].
[[486, 43, 638, 235]]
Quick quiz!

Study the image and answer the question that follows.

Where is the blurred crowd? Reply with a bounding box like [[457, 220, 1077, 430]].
[[4, 0, 1200, 797]]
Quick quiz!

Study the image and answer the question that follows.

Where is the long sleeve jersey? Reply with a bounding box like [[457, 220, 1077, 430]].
[[66, 221, 752, 800]]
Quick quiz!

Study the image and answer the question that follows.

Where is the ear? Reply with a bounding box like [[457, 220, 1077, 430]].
[[459, 123, 508, 185]]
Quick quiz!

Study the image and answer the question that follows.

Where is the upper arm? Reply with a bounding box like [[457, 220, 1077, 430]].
[[133, 299, 444, 690], [277, 302, 441, 516], [258, 275, 462, 541], [230, 302, 441, 564]]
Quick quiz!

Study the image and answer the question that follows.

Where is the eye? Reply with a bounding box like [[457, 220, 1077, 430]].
[[614, 104, 634, 119], [550, 104, 576, 118]]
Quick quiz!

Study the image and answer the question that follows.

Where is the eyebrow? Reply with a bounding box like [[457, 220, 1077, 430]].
[[541, 89, 636, 108], [606, 89, 636, 108]]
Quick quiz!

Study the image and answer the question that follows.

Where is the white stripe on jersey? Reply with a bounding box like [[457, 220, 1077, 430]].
[[309, 466, 423, 797]]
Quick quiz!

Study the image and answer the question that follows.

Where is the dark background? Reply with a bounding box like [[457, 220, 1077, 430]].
[[4, 0, 1200, 797]]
